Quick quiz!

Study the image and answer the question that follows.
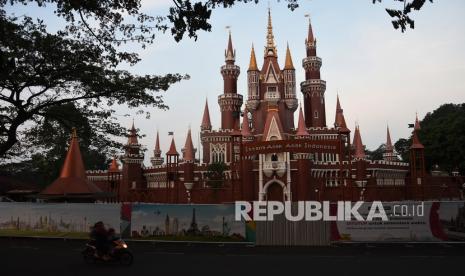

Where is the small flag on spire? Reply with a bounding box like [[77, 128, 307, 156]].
[[168, 131, 174, 136]]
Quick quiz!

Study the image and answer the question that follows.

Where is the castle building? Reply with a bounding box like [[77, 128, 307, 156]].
[[47, 11, 463, 203]]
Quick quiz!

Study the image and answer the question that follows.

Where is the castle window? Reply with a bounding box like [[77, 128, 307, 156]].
[[211, 143, 227, 163], [314, 111, 319, 118]]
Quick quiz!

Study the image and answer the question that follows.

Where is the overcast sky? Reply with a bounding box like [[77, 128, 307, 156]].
[[7, 1, 465, 165]]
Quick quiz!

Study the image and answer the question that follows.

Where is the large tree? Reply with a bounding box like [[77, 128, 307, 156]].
[[0, 1, 186, 159]]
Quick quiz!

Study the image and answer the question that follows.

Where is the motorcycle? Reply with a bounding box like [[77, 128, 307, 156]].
[[82, 238, 134, 266]]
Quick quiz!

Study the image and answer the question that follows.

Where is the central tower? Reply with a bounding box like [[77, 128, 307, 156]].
[[245, 9, 298, 137]]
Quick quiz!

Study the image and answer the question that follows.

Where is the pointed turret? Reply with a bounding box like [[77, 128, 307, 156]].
[[353, 125, 366, 159], [155, 131, 161, 155], [386, 126, 393, 152], [127, 121, 138, 145], [167, 136, 179, 156], [182, 128, 196, 162], [284, 43, 295, 70], [296, 106, 309, 137], [108, 156, 120, 173], [265, 8, 277, 56], [334, 95, 349, 133], [151, 130, 164, 166], [225, 30, 235, 63], [383, 126, 397, 161], [201, 100, 212, 131], [41, 128, 102, 199], [241, 109, 252, 138], [248, 44, 259, 71], [411, 128, 424, 149], [306, 16, 316, 47]]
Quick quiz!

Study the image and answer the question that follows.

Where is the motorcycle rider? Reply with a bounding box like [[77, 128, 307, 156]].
[[90, 221, 110, 260]]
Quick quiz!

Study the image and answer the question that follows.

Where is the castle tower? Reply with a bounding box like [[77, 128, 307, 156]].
[[150, 131, 164, 166], [218, 31, 243, 130], [121, 122, 145, 200], [301, 16, 326, 128], [410, 114, 425, 183]]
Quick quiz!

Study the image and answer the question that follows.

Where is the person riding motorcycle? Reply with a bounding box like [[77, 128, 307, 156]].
[[90, 221, 110, 260]]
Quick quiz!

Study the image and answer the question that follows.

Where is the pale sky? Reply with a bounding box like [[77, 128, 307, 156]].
[[6, 1, 465, 165]]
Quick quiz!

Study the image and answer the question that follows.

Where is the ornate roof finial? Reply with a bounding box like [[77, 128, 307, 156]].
[[225, 26, 235, 62], [201, 99, 212, 131], [265, 7, 276, 56], [305, 13, 316, 47]]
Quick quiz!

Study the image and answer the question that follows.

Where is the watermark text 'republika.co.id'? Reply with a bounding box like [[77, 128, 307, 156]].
[[235, 201, 425, 222]]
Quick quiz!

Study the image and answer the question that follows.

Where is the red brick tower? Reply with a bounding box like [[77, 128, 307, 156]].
[[219, 32, 242, 130], [301, 16, 327, 128]]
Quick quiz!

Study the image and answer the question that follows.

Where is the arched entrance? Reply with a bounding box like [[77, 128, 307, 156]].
[[266, 182, 283, 201], [262, 179, 290, 201]]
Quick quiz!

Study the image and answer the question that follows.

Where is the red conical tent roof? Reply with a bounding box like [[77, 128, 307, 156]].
[[296, 107, 309, 136], [41, 128, 102, 197]]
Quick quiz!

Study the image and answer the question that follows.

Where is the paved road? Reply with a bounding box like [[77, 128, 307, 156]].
[[2, 238, 464, 276]]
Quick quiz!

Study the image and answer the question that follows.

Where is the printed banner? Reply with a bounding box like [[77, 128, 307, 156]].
[[130, 204, 247, 242], [332, 201, 465, 242], [0, 203, 121, 238]]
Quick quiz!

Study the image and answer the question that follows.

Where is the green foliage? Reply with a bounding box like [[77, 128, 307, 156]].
[[0, 1, 187, 157], [419, 104, 465, 174], [366, 144, 386, 161], [206, 162, 227, 188], [394, 138, 410, 162], [0, 103, 114, 188], [165, 0, 432, 41]]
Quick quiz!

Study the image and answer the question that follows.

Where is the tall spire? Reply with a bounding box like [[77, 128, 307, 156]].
[[296, 106, 309, 136], [241, 109, 252, 137], [183, 128, 195, 162], [128, 120, 138, 145], [414, 113, 421, 131], [353, 125, 366, 159], [284, 43, 295, 70], [386, 126, 393, 152], [306, 15, 315, 46], [155, 131, 161, 155], [225, 30, 235, 63], [265, 8, 277, 56], [248, 44, 259, 71], [201, 99, 212, 131]]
